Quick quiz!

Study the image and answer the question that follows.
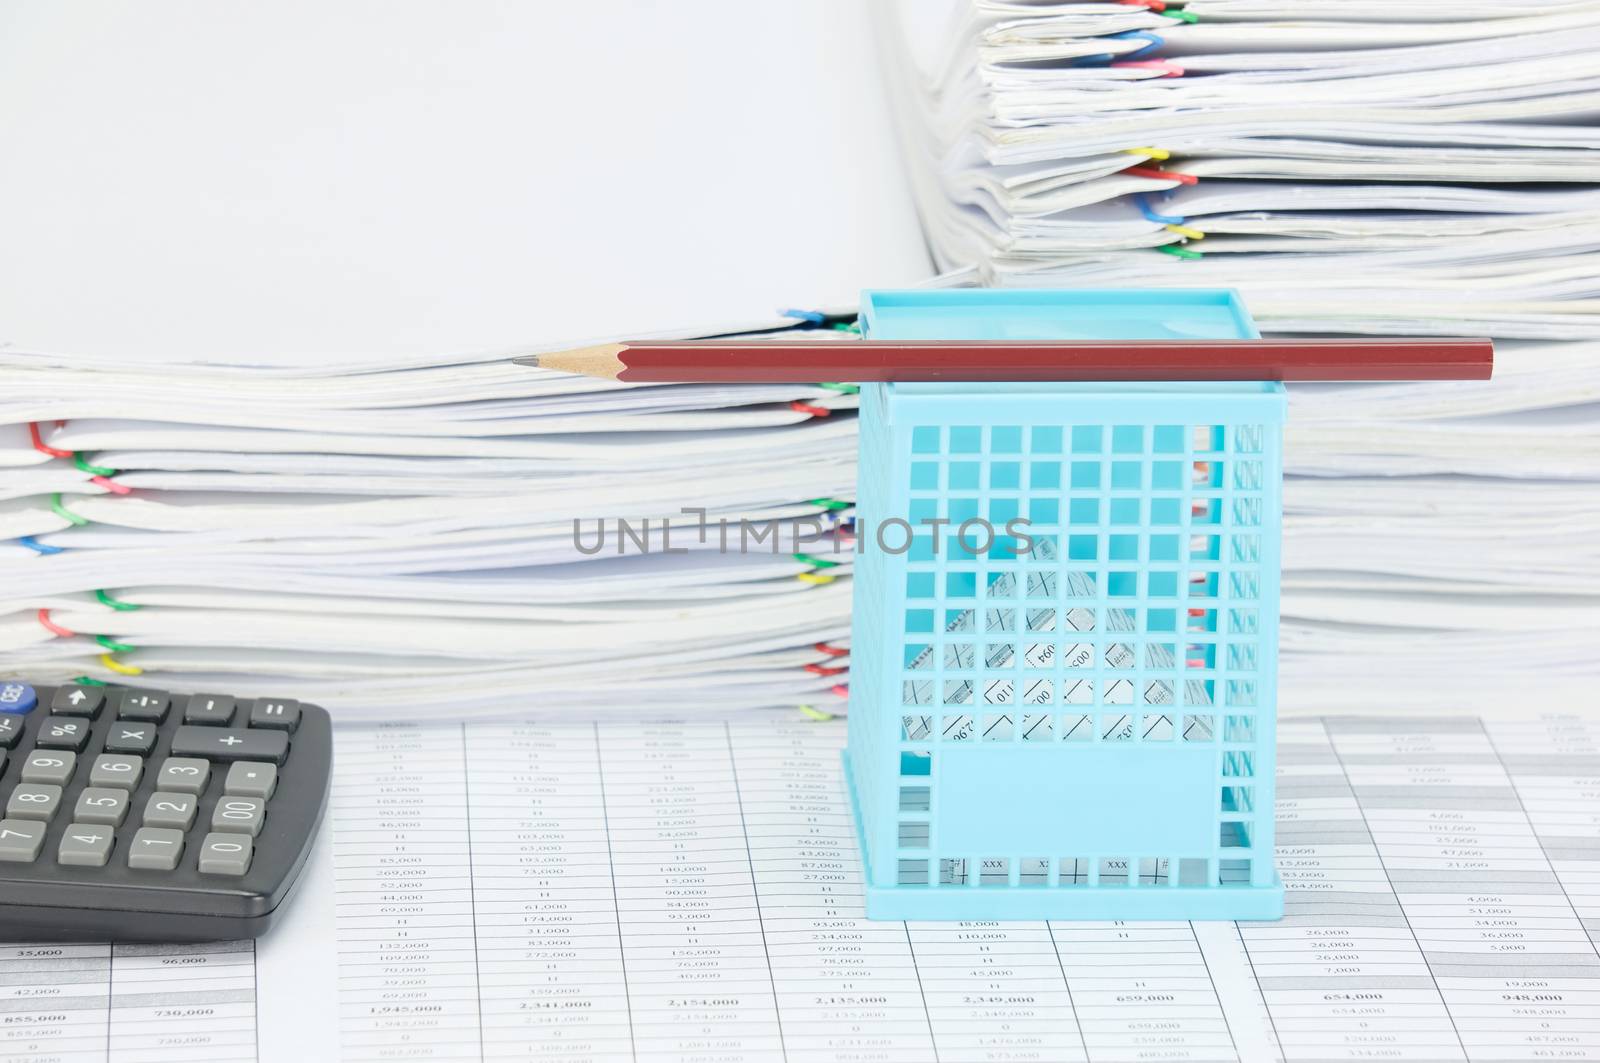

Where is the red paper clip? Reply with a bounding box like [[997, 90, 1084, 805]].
[[790, 400, 832, 418], [28, 423, 72, 459], [805, 662, 849, 677], [830, 683, 850, 698], [1124, 166, 1199, 185], [1118, 0, 1166, 10], [814, 641, 849, 657]]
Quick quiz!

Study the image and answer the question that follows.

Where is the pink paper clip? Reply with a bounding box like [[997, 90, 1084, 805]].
[[91, 476, 131, 495], [1113, 59, 1184, 77], [37, 609, 77, 638]]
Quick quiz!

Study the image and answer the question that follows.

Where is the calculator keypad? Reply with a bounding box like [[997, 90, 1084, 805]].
[[0, 687, 309, 881]]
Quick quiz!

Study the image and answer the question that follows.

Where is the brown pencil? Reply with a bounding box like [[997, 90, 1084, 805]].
[[517, 338, 1492, 383]]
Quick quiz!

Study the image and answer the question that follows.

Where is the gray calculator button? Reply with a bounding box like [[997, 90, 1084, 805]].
[[0, 717, 21, 749], [143, 792, 197, 830], [58, 825, 115, 867], [21, 750, 75, 786], [35, 717, 91, 752], [116, 690, 169, 722], [157, 757, 210, 794], [184, 694, 235, 726], [224, 762, 277, 800], [6, 785, 62, 822], [198, 833, 253, 876], [211, 796, 264, 837], [75, 787, 130, 827], [128, 827, 184, 871], [0, 820, 46, 862], [247, 698, 300, 732], [104, 723, 157, 756], [89, 755, 144, 790], [51, 685, 104, 717], [170, 726, 288, 765]]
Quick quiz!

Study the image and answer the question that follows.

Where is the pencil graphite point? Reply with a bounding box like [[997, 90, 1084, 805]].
[[515, 343, 627, 380]]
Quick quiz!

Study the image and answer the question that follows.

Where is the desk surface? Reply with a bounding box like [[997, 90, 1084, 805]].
[[3, 712, 1597, 1062]]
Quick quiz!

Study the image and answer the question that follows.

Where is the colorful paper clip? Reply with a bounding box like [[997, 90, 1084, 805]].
[[1124, 166, 1199, 185], [1113, 59, 1184, 77], [1078, 30, 1163, 67], [98, 654, 142, 677], [37, 609, 76, 638], [50, 494, 90, 527], [28, 423, 72, 459], [96, 589, 143, 611], [1135, 192, 1186, 225]]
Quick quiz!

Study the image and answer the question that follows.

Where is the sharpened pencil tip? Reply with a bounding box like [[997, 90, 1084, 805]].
[[516, 342, 627, 380]]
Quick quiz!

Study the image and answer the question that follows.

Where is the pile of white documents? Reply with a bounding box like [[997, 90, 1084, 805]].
[[876, 0, 1600, 706], [0, 323, 868, 715]]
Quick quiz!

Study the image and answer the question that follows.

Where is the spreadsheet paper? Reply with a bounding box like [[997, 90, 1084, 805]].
[[1, 713, 1598, 1062]]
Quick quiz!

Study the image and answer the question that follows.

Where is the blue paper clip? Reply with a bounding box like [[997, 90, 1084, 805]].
[[17, 536, 64, 555], [780, 308, 828, 326], [1135, 192, 1186, 225], [1079, 31, 1164, 66]]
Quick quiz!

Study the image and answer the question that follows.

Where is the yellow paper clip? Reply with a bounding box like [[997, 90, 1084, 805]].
[[99, 653, 142, 676]]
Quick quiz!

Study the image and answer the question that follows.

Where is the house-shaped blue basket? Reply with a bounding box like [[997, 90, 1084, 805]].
[[844, 289, 1286, 920]]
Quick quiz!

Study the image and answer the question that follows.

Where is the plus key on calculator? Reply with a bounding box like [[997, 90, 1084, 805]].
[[0, 681, 330, 941]]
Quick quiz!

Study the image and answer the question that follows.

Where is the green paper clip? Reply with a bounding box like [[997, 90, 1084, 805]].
[[96, 589, 143, 611], [73, 453, 117, 477], [793, 553, 841, 569], [50, 493, 90, 526]]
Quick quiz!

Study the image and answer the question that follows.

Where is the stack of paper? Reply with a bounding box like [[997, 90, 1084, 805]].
[[876, 0, 1600, 704], [0, 327, 875, 714]]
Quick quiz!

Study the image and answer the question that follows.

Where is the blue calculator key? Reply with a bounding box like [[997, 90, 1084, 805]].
[[0, 683, 37, 715]]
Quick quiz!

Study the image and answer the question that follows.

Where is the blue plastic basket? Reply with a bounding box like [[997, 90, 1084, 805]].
[[844, 289, 1286, 920]]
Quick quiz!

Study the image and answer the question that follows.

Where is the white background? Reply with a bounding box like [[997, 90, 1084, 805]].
[[0, 1, 932, 365]]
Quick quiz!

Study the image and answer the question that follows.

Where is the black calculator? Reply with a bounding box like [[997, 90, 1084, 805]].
[[0, 681, 330, 942]]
